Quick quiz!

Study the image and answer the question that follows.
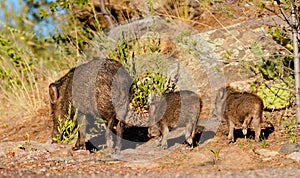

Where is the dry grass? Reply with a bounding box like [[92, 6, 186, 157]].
[[0, 54, 46, 119]]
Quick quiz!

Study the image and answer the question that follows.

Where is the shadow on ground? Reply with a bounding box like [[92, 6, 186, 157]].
[[85, 125, 210, 152]]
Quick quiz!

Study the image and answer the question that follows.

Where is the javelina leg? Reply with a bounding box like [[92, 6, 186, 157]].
[[186, 129, 196, 147], [148, 124, 161, 138], [74, 114, 86, 150], [51, 126, 59, 143], [160, 125, 169, 149], [242, 115, 252, 136], [115, 120, 124, 153], [105, 118, 115, 151], [228, 120, 235, 143], [185, 121, 195, 146], [252, 116, 261, 142]]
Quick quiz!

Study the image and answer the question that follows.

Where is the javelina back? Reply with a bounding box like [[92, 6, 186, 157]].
[[214, 87, 263, 143], [49, 58, 132, 151], [148, 90, 202, 149]]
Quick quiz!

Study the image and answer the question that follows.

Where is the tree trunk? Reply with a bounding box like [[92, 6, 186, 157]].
[[291, 1, 300, 124]]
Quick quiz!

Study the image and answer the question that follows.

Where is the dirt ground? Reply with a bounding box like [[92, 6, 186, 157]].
[[0, 1, 300, 177]]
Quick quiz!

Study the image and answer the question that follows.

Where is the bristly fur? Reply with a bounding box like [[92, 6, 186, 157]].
[[214, 86, 264, 143], [49, 58, 132, 152], [148, 90, 202, 149]]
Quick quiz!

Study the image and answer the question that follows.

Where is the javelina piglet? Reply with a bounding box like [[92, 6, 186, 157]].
[[214, 87, 263, 143], [49, 58, 132, 152], [148, 90, 202, 149]]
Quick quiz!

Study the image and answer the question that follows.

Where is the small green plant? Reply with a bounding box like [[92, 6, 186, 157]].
[[261, 133, 268, 148], [209, 147, 220, 164], [17, 133, 31, 150], [25, 133, 31, 146], [108, 37, 132, 68], [247, 138, 254, 150], [182, 154, 191, 160], [283, 119, 297, 143], [223, 5, 233, 18], [175, 30, 191, 43], [52, 103, 82, 144], [91, 148, 98, 153], [238, 140, 245, 151], [224, 49, 233, 59], [256, 1, 265, 9]]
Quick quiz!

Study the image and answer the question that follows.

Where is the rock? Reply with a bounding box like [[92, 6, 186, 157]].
[[0, 141, 62, 155], [47, 156, 73, 162], [287, 152, 300, 162], [124, 161, 159, 169], [279, 144, 300, 154], [71, 150, 90, 158], [256, 149, 279, 161]]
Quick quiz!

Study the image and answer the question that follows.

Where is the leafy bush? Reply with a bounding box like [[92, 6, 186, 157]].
[[0, 33, 35, 86], [107, 31, 177, 115], [250, 41, 294, 85], [130, 72, 176, 113], [247, 41, 294, 110]]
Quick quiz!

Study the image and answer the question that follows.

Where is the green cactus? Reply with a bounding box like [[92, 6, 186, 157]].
[[257, 82, 291, 110]]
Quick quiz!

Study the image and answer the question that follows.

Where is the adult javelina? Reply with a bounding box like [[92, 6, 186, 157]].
[[148, 90, 202, 149], [214, 87, 263, 143], [49, 58, 132, 151]]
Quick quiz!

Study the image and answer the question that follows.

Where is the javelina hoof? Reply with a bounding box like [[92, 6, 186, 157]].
[[228, 137, 234, 144], [186, 137, 193, 146], [242, 128, 248, 136], [104, 147, 116, 155], [72, 145, 85, 151], [228, 139, 234, 144], [114, 147, 121, 154], [159, 144, 168, 150]]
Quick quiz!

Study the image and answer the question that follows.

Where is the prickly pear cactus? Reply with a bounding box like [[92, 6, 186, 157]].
[[256, 82, 291, 110]]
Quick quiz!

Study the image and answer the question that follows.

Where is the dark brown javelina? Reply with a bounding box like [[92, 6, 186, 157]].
[[214, 87, 263, 143], [49, 58, 132, 151], [148, 90, 202, 149]]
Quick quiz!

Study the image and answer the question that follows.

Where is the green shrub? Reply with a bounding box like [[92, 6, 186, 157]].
[[250, 41, 294, 85], [247, 40, 294, 110], [130, 72, 176, 113], [107, 31, 177, 115]]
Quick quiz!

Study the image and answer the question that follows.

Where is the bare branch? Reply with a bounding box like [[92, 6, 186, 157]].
[[275, 0, 292, 27], [100, 0, 115, 28]]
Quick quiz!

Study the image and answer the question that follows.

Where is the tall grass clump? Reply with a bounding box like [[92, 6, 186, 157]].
[[0, 30, 45, 118], [0, 24, 78, 119]]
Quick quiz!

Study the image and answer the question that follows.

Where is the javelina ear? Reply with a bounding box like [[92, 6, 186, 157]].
[[49, 83, 58, 104]]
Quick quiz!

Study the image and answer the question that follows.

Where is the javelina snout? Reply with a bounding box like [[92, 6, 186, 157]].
[[148, 90, 202, 149], [49, 58, 132, 152], [214, 87, 263, 143]]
